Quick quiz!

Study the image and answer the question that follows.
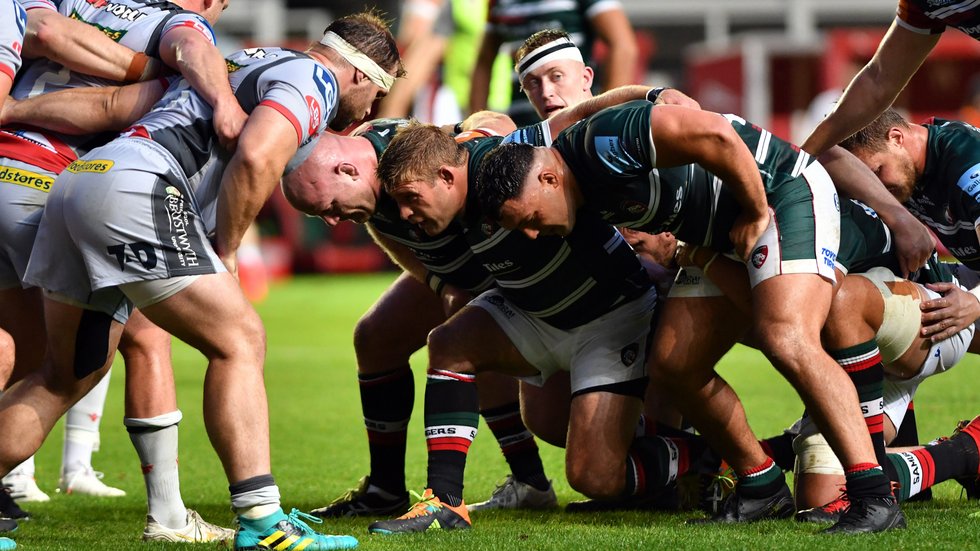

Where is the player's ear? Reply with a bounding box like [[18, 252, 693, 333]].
[[887, 126, 904, 148], [338, 161, 359, 179], [438, 166, 454, 187], [582, 66, 594, 91], [540, 169, 560, 189]]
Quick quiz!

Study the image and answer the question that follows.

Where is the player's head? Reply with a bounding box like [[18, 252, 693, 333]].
[[514, 29, 594, 119], [281, 135, 379, 226], [839, 108, 918, 202], [377, 121, 468, 235], [317, 11, 405, 130], [196, 0, 230, 25], [477, 143, 576, 238]]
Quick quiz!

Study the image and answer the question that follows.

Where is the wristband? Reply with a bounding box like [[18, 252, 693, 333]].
[[426, 272, 447, 296], [125, 52, 150, 82], [646, 87, 667, 103]]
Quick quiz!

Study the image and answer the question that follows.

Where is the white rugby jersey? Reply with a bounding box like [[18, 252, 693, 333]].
[[122, 47, 340, 226], [0, 0, 28, 81], [12, 0, 214, 99]]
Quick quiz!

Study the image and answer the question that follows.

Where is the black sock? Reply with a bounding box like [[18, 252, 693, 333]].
[[425, 368, 479, 507], [760, 432, 796, 472], [482, 402, 548, 491], [359, 366, 414, 495]]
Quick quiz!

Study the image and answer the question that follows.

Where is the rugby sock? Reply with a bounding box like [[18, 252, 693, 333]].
[[230, 474, 280, 520], [624, 435, 703, 497], [831, 342, 897, 481], [891, 402, 920, 447], [63, 370, 111, 475], [5, 456, 35, 480], [125, 410, 187, 529], [359, 365, 414, 495], [760, 432, 796, 472], [737, 457, 786, 499], [424, 368, 478, 507], [893, 402, 933, 501], [888, 417, 980, 501], [481, 402, 548, 491], [844, 463, 892, 499]]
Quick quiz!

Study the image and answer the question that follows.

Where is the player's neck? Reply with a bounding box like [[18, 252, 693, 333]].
[[908, 124, 929, 177]]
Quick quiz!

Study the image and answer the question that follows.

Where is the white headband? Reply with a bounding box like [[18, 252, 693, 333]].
[[516, 37, 584, 82], [319, 31, 395, 92]]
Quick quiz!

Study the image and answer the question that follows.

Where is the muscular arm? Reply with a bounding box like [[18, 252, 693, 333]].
[[802, 21, 940, 155], [589, 7, 638, 90], [819, 145, 934, 274], [649, 106, 769, 258], [468, 30, 503, 115], [1, 79, 165, 133], [546, 84, 649, 135], [159, 26, 245, 148], [24, 9, 157, 82], [215, 106, 298, 273], [461, 110, 516, 134]]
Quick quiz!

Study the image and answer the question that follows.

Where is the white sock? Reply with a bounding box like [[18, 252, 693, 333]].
[[125, 411, 187, 529], [3, 456, 35, 483], [62, 370, 111, 475]]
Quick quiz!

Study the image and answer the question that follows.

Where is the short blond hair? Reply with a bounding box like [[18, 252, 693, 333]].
[[377, 121, 466, 192]]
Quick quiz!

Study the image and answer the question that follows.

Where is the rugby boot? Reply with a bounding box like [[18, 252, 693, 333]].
[[796, 488, 849, 523], [822, 495, 905, 534], [0, 519, 14, 534], [951, 416, 980, 500], [235, 508, 358, 550], [0, 537, 12, 551], [368, 489, 471, 534], [468, 476, 558, 512], [310, 476, 408, 518], [688, 482, 794, 523], [0, 491, 27, 521], [143, 509, 236, 543]]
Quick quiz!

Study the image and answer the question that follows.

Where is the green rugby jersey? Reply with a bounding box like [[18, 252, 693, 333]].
[[907, 118, 980, 270], [461, 135, 650, 330], [360, 118, 494, 293]]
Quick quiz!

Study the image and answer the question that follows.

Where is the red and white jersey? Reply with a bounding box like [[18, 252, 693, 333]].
[[0, 0, 28, 81], [896, 0, 980, 40], [122, 47, 340, 225], [12, 0, 215, 99]]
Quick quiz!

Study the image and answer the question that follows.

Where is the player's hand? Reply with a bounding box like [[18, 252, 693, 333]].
[[890, 211, 934, 275], [213, 97, 248, 151], [674, 242, 695, 267], [920, 282, 980, 342], [656, 89, 701, 110], [729, 208, 770, 262], [440, 284, 472, 317]]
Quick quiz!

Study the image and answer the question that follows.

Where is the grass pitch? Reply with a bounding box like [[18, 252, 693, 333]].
[[11, 273, 980, 550]]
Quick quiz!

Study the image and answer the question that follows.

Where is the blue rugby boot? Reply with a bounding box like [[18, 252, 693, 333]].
[[235, 508, 358, 550]]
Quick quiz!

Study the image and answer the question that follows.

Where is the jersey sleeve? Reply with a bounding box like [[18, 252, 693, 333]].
[[252, 58, 339, 146], [581, 100, 655, 177], [159, 12, 217, 46], [940, 125, 980, 226], [0, 0, 27, 80], [895, 0, 946, 35], [503, 121, 553, 146], [17, 0, 55, 11]]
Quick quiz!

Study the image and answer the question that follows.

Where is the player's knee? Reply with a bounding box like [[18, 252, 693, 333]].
[[566, 454, 623, 499], [118, 323, 170, 365], [426, 323, 472, 372], [352, 311, 395, 370], [756, 323, 814, 375]]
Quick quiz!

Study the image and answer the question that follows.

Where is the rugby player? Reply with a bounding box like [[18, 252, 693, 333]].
[[361, 121, 709, 534], [0, 0, 243, 541], [840, 108, 980, 344], [0, 12, 401, 551], [478, 101, 907, 533]]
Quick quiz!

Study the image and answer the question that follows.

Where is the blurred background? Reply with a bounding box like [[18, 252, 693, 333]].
[[212, 0, 980, 300]]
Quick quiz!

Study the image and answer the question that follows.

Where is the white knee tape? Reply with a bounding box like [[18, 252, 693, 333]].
[[793, 432, 844, 475]]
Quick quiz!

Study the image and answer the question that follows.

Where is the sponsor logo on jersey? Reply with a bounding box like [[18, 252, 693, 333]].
[[483, 260, 514, 272], [84, 0, 147, 22], [312, 65, 336, 113], [0, 166, 54, 192], [821, 247, 837, 269], [66, 159, 114, 173], [621, 199, 647, 215], [594, 136, 643, 175], [306, 95, 321, 135], [70, 9, 128, 41], [751, 245, 768, 269], [620, 342, 639, 366], [162, 185, 200, 268], [956, 162, 980, 200], [225, 59, 243, 73], [950, 246, 978, 257]]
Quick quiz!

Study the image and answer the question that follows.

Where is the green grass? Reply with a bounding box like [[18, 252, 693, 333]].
[[10, 273, 980, 550]]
